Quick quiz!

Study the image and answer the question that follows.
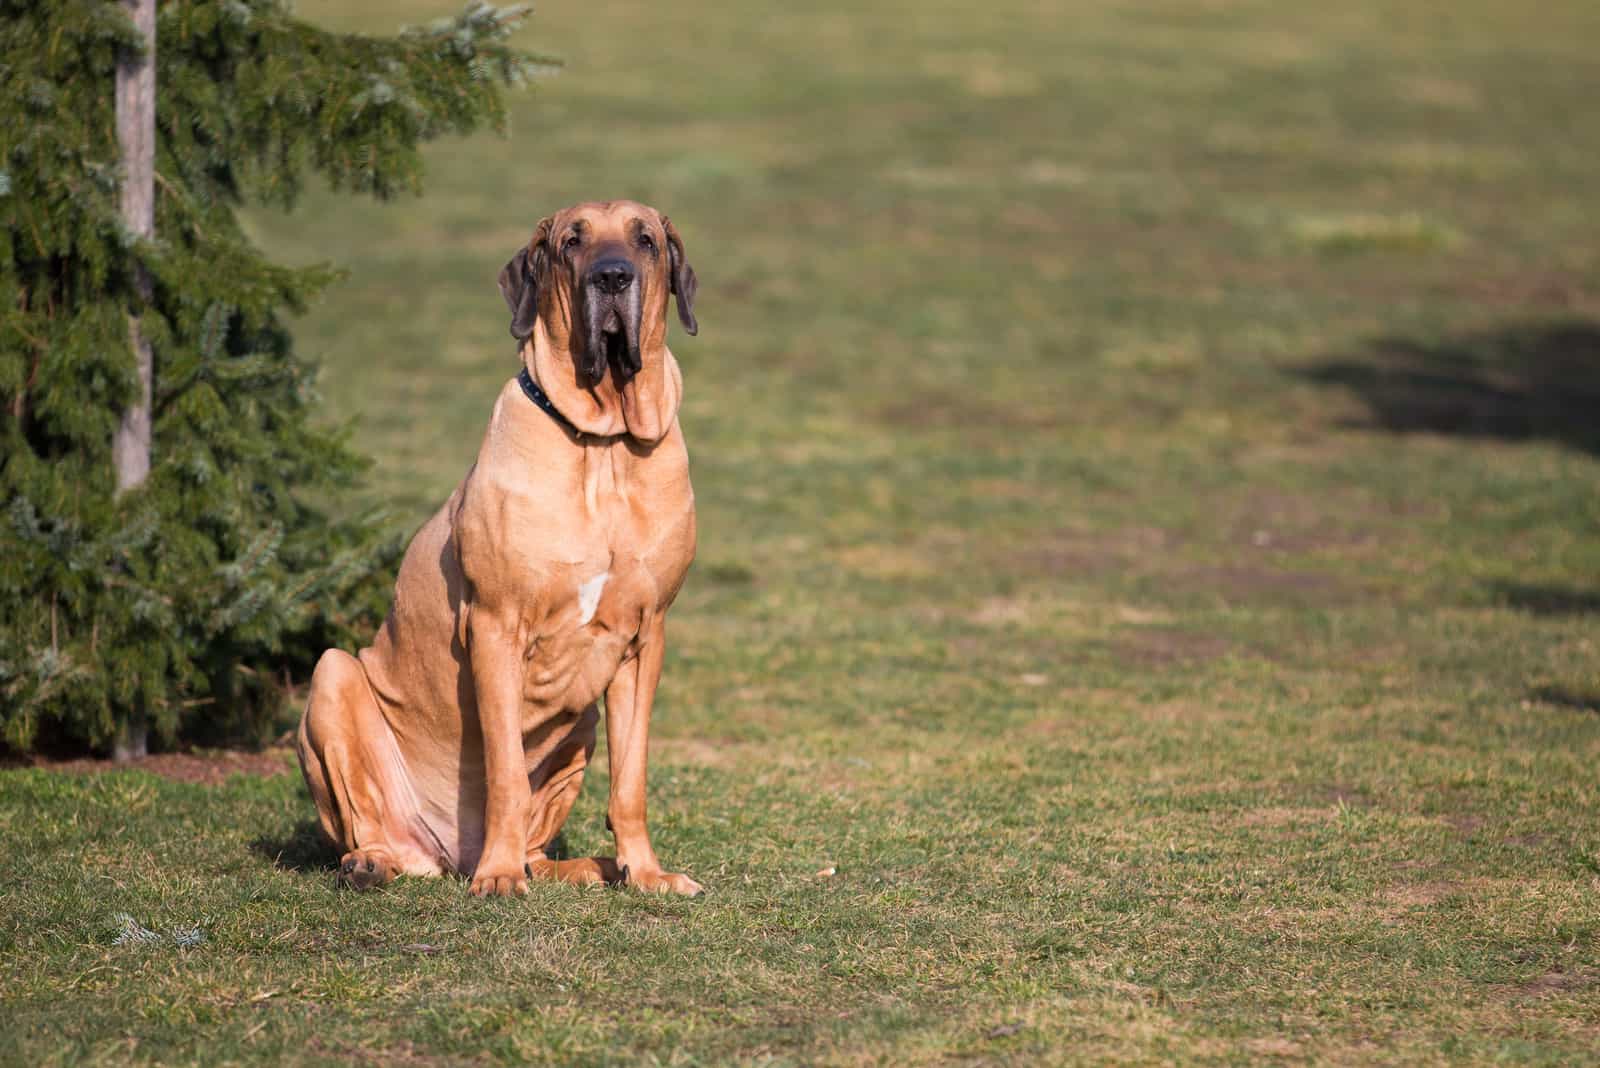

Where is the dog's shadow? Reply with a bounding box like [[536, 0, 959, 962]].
[[251, 820, 339, 873], [250, 824, 575, 874]]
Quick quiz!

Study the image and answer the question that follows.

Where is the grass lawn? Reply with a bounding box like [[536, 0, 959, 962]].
[[5, 0, 1600, 1062]]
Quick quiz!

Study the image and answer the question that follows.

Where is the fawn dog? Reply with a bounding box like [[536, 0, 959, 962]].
[[297, 201, 702, 896]]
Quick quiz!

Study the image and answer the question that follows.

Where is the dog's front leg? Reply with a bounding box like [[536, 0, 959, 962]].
[[466, 606, 533, 897], [604, 620, 702, 895]]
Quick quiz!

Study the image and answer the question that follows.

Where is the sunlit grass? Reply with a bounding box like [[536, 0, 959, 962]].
[[5, 0, 1600, 1063]]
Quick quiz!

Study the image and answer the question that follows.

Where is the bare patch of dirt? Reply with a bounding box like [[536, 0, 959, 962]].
[[21, 747, 296, 786], [875, 388, 1056, 432], [1237, 806, 1309, 828], [967, 477, 1039, 501], [1451, 272, 1599, 314], [1395, 74, 1481, 110], [1245, 1036, 1304, 1059], [945, 634, 989, 659], [1004, 543, 1125, 581], [1135, 698, 1234, 724], [1496, 967, 1600, 1002], [1383, 880, 1463, 908], [969, 596, 1032, 626], [1116, 627, 1234, 666], [1223, 488, 1391, 555], [999, 525, 1175, 580], [652, 737, 749, 770], [1114, 604, 1176, 625], [998, 520, 1357, 616], [834, 542, 938, 580], [304, 1036, 479, 1067], [1171, 563, 1353, 605], [1023, 714, 1086, 738], [1309, 783, 1371, 808]]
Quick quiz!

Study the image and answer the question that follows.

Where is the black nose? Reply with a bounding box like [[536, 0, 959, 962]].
[[588, 258, 635, 294]]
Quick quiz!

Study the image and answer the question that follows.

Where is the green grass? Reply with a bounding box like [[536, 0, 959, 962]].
[[6, 0, 1600, 1062]]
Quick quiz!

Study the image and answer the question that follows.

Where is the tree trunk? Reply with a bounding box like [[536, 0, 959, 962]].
[[112, 0, 156, 762], [113, 718, 149, 764]]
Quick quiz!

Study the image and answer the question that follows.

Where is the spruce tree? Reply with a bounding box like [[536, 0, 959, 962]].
[[0, 0, 553, 754]]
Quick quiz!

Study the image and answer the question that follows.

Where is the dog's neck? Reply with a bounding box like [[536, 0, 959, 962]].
[[522, 319, 682, 445]]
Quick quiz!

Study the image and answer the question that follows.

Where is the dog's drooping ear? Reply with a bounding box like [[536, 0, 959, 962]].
[[497, 217, 553, 343], [497, 247, 538, 341], [662, 216, 698, 337]]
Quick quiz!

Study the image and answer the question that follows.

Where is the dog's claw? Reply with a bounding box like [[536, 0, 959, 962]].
[[619, 864, 630, 886], [336, 850, 393, 891]]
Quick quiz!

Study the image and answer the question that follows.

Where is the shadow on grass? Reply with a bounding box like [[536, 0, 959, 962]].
[[1300, 320, 1600, 455], [1490, 581, 1600, 617], [250, 820, 338, 873], [1530, 686, 1600, 715], [249, 824, 572, 874]]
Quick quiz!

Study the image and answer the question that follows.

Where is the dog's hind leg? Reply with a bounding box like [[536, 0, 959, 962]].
[[297, 650, 445, 889]]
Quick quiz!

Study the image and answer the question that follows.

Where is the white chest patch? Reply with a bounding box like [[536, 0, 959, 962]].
[[577, 572, 609, 626]]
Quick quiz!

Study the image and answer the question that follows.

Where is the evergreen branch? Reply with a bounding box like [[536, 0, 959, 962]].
[[0, 0, 545, 751]]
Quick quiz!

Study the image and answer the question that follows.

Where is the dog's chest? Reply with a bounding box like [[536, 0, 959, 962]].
[[519, 527, 688, 715]]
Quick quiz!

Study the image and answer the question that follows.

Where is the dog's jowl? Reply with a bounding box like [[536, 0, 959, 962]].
[[296, 201, 702, 897]]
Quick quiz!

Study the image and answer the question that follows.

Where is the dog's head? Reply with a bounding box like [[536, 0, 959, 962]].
[[498, 200, 697, 386]]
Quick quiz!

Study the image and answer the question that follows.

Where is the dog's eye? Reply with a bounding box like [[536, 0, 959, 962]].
[[637, 232, 656, 252], [562, 234, 581, 252]]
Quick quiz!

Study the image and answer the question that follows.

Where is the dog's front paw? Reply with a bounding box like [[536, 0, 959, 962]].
[[469, 860, 530, 898], [625, 867, 703, 896]]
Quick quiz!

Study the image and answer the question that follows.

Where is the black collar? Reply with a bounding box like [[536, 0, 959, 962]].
[[517, 366, 581, 438]]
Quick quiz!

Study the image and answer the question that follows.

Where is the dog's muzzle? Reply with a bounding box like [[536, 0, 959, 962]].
[[580, 258, 643, 383]]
